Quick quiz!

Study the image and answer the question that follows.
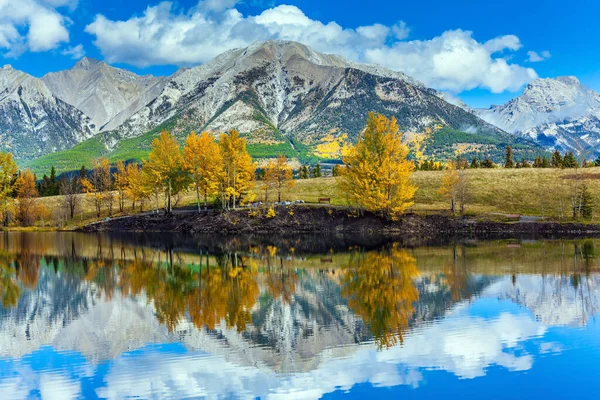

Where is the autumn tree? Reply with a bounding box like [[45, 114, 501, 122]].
[[59, 175, 81, 219], [439, 160, 470, 215], [183, 131, 223, 212], [124, 163, 149, 212], [0, 152, 18, 226], [219, 130, 255, 209], [113, 161, 128, 213], [339, 112, 417, 220], [81, 158, 112, 218], [145, 131, 185, 214], [15, 170, 40, 226], [264, 155, 295, 203]]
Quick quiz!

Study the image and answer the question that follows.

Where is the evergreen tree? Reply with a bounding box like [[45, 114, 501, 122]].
[[49, 166, 58, 196], [595, 155, 600, 167], [299, 165, 310, 179], [332, 165, 343, 177], [541, 156, 550, 168], [470, 156, 479, 169], [551, 150, 563, 168], [563, 151, 578, 168], [579, 183, 595, 220], [533, 156, 542, 168], [521, 157, 531, 168], [481, 158, 495, 168], [504, 145, 514, 168], [79, 165, 88, 193], [311, 163, 322, 178]]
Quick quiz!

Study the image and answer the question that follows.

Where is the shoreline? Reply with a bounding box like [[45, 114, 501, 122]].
[[80, 206, 600, 240]]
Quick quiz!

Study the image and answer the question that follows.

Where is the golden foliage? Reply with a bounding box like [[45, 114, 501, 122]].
[[219, 130, 256, 208], [342, 246, 419, 349], [0, 152, 18, 224], [183, 131, 223, 210], [339, 113, 417, 220], [264, 155, 295, 203], [145, 131, 184, 213]]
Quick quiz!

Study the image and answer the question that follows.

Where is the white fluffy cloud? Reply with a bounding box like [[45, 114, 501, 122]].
[[0, 0, 72, 57], [61, 44, 85, 59], [84, 2, 537, 93], [527, 50, 551, 63], [365, 30, 537, 93]]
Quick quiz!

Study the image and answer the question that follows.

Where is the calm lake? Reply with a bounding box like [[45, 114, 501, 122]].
[[1, 232, 599, 399]]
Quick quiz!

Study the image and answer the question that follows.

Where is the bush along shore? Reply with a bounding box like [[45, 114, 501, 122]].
[[81, 206, 600, 240]]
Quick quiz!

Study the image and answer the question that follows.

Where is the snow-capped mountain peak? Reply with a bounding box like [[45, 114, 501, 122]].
[[477, 76, 600, 154]]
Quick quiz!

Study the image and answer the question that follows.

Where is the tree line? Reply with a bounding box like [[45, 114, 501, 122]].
[[3, 113, 600, 227]]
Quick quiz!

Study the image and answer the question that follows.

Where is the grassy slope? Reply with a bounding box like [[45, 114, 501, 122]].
[[23, 167, 600, 230], [21, 125, 544, 176]]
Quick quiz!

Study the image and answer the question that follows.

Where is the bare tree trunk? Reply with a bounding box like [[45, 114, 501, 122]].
[[168, 179, 172, 214], [196, 184, 201, 213]]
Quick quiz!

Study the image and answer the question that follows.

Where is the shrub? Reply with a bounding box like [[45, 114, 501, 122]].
[[266, 207, 277, 219]]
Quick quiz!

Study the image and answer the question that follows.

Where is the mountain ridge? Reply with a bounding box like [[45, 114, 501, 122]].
[[3, 40, 542, 170]]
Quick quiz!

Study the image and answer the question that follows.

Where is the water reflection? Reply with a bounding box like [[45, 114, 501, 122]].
[[1, 233, 600, 399]]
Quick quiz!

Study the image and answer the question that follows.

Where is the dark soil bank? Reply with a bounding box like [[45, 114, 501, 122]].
[[82, 206, 600, 240]]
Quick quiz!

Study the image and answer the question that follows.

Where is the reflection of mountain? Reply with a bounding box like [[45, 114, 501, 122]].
[[484, 275, 600, 327], [2, 232, 600, 385]]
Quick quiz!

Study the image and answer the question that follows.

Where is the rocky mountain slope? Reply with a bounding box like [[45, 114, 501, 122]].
[[5, 40, 540, 167], [478, 77, 600, 154], [107, 40, 510, 147], [0, 65, 95, 159], [42, 57, 167, 130]]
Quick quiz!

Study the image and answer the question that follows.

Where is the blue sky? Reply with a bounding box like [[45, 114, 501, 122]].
[[1, 0, 599, 108]]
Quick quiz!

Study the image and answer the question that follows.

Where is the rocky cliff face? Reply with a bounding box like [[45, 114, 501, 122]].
[[0, 65, 96, 160], [42, 57, 167, 131]]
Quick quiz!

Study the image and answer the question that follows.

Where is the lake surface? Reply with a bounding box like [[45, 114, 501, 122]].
[[1, 232, 600, 399]]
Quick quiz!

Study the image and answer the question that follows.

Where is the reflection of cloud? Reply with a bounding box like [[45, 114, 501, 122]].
[[94, 310, 547, 399], [40, 373, 81, 400], [378, 311, 543, 378], [0, 361, 88, 400]]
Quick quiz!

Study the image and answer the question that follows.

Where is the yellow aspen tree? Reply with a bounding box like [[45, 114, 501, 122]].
[[183, 131, 223, 212], [113, 161, 128, 213], [81, 158, 111, 218], [339, 112, 417, 220], [438, 161, 460, 214], [145, 131, 184, 214], [0, 152, 18, 226], [124, 163, 149, 212], [219, 130, 255, 209], [14, 169, 39, 226], [264, 155, 294, 203], [438, 159, 470, 215], [263, 160, 276, 203], [141, 160, 164, 214]]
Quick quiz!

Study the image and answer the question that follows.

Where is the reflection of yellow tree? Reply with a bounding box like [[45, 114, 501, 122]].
[[342, 246, 419, 348], [226, 265, 259, 332], [443, 246, 469, 302], [266, 268, 298, 304], [0, 254, 20, 308]]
